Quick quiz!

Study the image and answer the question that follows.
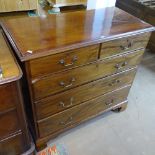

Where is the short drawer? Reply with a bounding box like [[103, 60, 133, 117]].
[[37, 86, 130, 138], [35, 68, 136, 119], [0, 133, 25, 155], [29, 45, 99, 78], [0, 82, 17, 113], [0, 110, 20, 140], [32, 50, 144, 100], [100, 33, 150, 59]]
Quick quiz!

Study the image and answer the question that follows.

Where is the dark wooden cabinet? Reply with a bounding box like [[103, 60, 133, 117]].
[[1, 7, 154, 150], [0, 31, 32, 154]]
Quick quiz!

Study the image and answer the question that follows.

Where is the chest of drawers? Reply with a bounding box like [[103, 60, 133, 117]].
[[1, 7, 154, 150], [0, 31, 32, 154]]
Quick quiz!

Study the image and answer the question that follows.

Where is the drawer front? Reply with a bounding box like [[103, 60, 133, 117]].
[[29, 45, 99, 78], [0, 110, 20, 139], [0, 83, 17, 113], [100, 33, 150, 59], [0, 133, 25, 155], [32, 50, 144, 100], [36, 68, 136, 119], [38, 86, 130, 137]]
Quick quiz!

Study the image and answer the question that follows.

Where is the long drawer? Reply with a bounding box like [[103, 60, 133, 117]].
[[0, 110, 20, 140], [32, 50, 144, 100], [37, 86, 130, 138], [35, 68, 136, 120], [29, 44, 99, 78], [100, 32, 150, 59], [0, 83, 17, 113]]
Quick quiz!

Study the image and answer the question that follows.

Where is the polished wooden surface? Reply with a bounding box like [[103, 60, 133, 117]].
[[0, 31, 22, 84], [1, 7, 154, 61], [35, 69, 136, 119], [32, 50, 144, 100]]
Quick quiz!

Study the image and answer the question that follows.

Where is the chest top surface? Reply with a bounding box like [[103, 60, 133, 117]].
[[0, 31, 22, 85], [1, 7, 154, 61]]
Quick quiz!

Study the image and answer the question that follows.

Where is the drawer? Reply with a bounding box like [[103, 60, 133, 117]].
[[0, 133, 25, 155], [29, 45, 99, 78], [32, 50, 144, 100], [0, 82, 17, 113], [100, 33, 150, 59], [35, 68, 136, 119], [37, 86, 130, 137], [0, 110, 20, 140]]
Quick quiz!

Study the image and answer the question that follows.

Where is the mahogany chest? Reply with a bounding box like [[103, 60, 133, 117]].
[[1, 7, 154, 150], [0, 31, 32, 154]]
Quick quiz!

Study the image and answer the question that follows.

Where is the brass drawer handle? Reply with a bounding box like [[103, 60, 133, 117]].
[[105, 99, 114, 106], [0, 67, 3, 79], [59, 78, 76, 88], [115, 61, 128, 70], [60, 116, 73, 126], [109, 79, 121, 86], [59, 56, 78, 67], [59, 97, 74, 108], [120, 40, 132, 50]]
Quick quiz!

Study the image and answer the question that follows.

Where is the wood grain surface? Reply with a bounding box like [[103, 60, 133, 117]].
[[1, 7, 154, 61], [0, 31, 22, 85]]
